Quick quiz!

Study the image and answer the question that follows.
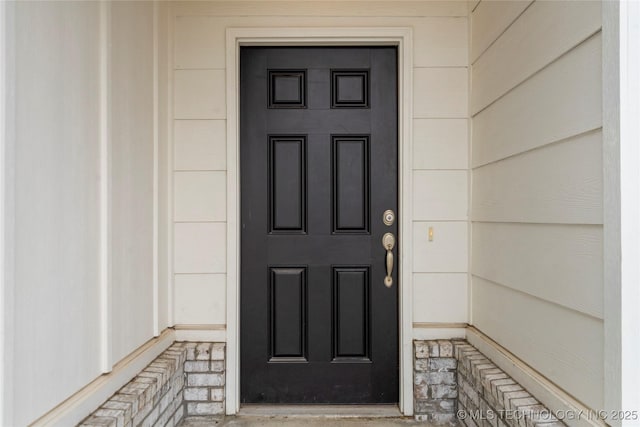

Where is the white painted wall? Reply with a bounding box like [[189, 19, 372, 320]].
[[1, 1, 163, 425], [8, 3, 102, 425], [469, 0, 604, 411], [168, 0, 470, 335], [110, 0, 157, 365]]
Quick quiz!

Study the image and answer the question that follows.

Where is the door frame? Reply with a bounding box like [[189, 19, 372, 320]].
[[225, 27, 414, 415]]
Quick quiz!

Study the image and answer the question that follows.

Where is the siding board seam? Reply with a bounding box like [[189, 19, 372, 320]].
[[174, 169, 227, 172], [174, 15, 467, 19], [414, 271, 472, 274], [413, 116, 470, 120], [174, 220, 227, 224], [174, 67, 226, 71], [470, 220, 604, 227], [470, 0, 481, 14], [471, 274, 604, 321], [470, 0, 534, 67], [413, 66, 468, 70], [413, 220, 469, 223], [472, 29, 603, 117], [174, 273, 226, 277], [471, 221, 603, 228], [173, 170, 227, 173], [412, 168, 468, 171], [471, 126, 603, 170]]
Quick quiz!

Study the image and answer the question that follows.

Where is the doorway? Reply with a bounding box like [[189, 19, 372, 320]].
[[240, 47, 399, 404]]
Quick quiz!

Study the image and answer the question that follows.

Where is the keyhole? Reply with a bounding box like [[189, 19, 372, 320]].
[[383, 209, 395, 226]]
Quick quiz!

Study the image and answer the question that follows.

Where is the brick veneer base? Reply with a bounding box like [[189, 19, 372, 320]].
[[414, 340, 565, 427], [79, 342, 225, 427], [80, 338, 564, 427], [183, 342, 225, 416], [454, 340, 563, 427], [414, 340, 458, 424]]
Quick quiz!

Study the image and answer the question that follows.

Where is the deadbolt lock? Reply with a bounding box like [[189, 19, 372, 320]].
[[383, 209, 395, 226]]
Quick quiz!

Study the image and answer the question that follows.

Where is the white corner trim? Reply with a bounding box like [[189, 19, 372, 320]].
[[617, 1, 640, 420], [166, 2, 175, 329], [30, 329, 175, 427], [225, 26, 414, 416], [0, 1, 14, 424], [152, 0, 160, 338], [99, 0, 113, 374], [398, 28, 414, 418], [600, 2, 640, 424], [225, 25, 240, 418], [0, 0, 5, 420], [602, 1, 622, 421], [466, 327, 605, 427]]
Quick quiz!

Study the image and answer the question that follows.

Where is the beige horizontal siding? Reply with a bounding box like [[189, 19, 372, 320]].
[[471, 0, 601, 114], [171, 1, 468, 17], [470, 0, 604, 410], [470, 0, 532, 63], [170, 2, 470, 326], [472, 32, 602, 168], [471, 277, 604, 410], [472, 222, 603, 319], [472, 130, 603, 225], [173, 15, 468, 69]]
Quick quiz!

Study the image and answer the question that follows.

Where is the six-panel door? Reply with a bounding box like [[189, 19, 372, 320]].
[[240, 47, 398, 404]]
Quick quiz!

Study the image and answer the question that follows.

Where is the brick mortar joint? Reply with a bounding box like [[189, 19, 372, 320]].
[[413, 340, 459, 425], [80, 341, 226, 427], [413, 339, 565, 427]]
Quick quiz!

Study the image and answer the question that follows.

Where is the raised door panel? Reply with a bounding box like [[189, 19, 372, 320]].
[[270, 267, 307, 360], [332, 136, 370, 233], [333, 267, 370, 360], [269, 136, 307, 233]]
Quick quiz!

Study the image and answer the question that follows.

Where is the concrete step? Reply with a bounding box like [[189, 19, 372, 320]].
[[179, 415, 440, 427]]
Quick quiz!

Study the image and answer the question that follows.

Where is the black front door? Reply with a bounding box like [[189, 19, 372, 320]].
[[240, 47, 398, 404]]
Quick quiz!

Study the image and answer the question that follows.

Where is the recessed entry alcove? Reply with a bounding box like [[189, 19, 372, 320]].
[[3, 2, 634, 427]]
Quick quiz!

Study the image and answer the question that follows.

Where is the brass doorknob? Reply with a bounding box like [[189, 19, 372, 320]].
[[382, 233, 395, 287]]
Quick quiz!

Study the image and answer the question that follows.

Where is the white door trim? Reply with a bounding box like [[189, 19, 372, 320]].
[[224, 27, 414, 415]]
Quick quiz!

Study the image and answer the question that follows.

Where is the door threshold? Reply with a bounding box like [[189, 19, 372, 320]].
[[238, 404, 402, 418]]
